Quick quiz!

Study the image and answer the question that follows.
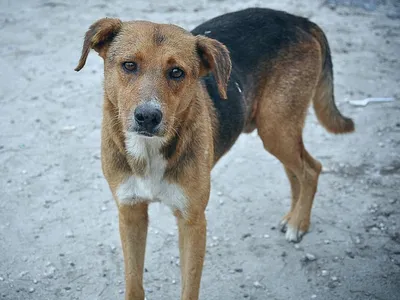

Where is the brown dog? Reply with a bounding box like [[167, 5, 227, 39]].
[[75, 8, 354, 300]]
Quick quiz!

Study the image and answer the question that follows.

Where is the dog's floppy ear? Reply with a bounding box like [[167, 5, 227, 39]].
[[196, 36, 232, 99], [75, 18, 122, 71]]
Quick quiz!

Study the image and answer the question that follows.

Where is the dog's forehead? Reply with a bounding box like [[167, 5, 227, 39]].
[[114, 21, 196, 52]]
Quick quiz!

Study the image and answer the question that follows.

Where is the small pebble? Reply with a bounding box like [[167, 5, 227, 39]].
[[217, 191, 223, 196], [253, 281, 262, 288], [321, 270, 329, 276], [29, 288, 35, 293], [331, 276, 338, 281], [33, 279, 38, 284], [311, 295, 317, 299], [263, 234, 270, 238], [43, 265, 56, 278], [61, 125, 77, 132], [65, 231, 74, 238], [0, 277, 4, 281], [305, 253, 317, 261], [241, 233, 251, 240], [119, 289, 124, 294]]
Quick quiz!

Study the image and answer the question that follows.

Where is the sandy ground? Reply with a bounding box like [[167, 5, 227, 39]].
[[1, 0, 399, 299]]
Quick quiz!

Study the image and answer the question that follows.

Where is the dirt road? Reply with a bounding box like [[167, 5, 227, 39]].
[[1, 0, 399, 299]]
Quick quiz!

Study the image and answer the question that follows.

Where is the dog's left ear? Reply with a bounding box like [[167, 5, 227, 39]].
[[196, 36, 232, 99], [75, 18, 122, 71]]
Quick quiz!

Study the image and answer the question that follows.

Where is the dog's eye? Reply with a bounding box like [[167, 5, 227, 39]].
[[123, 62, 138, 72], [168, 68, 185, 80]]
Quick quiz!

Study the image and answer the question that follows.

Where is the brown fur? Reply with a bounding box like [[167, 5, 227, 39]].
[[309, 24, 355, 134], [75, 16, 354, 300]]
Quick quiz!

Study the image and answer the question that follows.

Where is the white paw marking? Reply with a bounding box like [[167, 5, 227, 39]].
[[117, 133, 188, 213], [285, 225, 304, 242]]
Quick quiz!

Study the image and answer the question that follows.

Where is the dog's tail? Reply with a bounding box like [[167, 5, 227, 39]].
[[309, 22, 355, 134]]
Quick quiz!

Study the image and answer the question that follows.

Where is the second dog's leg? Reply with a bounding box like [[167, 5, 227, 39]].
[[177, 212, 207, 300], [119, 203, 149, 300], [281, 166, 301, 221]]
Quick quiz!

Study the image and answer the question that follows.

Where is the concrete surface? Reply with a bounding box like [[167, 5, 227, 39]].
[[0, 0, 399, 299]]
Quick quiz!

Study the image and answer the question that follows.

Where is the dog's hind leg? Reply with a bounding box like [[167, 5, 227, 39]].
[[256, 113, 322, 242], [282, 166, 301, 219], [279, 146, 322, 242], [256, 104, 322, 242], [254, 38, 323, 242]]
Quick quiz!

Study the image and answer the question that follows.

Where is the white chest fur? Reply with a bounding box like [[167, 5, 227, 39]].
[[116, 133, 187, 213]]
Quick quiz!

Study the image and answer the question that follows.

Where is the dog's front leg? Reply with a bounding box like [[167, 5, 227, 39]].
[[176, 210, 207, 300], [119, 203, 149, 300]]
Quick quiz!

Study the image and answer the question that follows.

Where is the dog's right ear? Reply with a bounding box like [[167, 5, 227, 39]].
[[75, 18, 122, 71], [196, 36, 231, 99]]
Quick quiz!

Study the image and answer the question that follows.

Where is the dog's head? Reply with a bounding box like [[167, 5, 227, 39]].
[[75, 18, 231, 139]]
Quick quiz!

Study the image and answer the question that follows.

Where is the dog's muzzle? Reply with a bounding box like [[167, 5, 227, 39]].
[[132, 102, 163, 137]]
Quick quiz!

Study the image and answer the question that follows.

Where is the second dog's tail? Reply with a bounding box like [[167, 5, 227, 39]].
[[309, 22, 355, 134]]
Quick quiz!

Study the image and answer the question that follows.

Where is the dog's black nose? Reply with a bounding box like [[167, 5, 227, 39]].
[[134, 103, 163, 134]]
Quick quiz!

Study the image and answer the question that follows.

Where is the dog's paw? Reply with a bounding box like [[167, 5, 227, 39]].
[[285, 224, 305, 242], [280, 213, 307, 243]]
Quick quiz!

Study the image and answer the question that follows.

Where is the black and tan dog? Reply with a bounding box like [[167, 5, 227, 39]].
[[75, 7, 354, 300]]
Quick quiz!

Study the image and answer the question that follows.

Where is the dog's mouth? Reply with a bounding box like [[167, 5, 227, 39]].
[[127, 122, 165, 138], [137, 131, 154, 137]]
